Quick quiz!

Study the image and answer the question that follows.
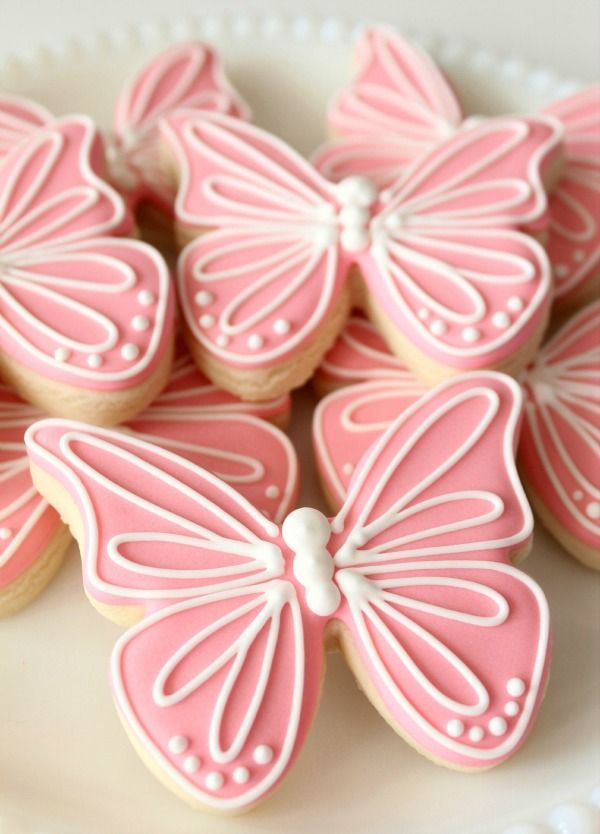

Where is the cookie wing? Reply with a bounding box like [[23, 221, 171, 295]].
[[543, 86, 600, 305], [329, 374, 548, 768], [25, 420, 288, 608], [520, 300, 600, 553], [315, 26, 463, 186], [112, 577, 321, 812], [164, 112, 345, 366], [0, 94, 52, 160], [362, 117, 561, 369], [111, 42, 249, 206]]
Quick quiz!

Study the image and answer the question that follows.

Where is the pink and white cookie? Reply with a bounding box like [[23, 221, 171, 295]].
[[0, 42, 249, 222], [162, 108, 561, 399], [520, 301, 600, 569], [26, 373, 549, 812], [0, 384, 70, 616], [0, 344, 295, 617], [0, 115, 175, 424], [314, 27, 599, 315], [313, 305, 599, 569]]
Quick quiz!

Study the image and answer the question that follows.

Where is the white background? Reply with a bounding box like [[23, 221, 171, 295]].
[[0, 0, 599, 81]]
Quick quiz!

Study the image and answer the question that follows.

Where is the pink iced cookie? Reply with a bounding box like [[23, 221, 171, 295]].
[[163, 108, 560, 397], [0, 115, 175, 423], [0, 346, 295, 616], [314, 305, 599, 569], [542, 87, 600, 313], [0, 43, 249, 217], [520, 301, 600, 569], [315, 27, 599, 315], [26, 374, 549, 812], [0, 384, 69, 616]]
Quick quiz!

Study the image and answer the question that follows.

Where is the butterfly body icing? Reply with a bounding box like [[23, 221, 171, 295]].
[[26, 373, 550, 811]]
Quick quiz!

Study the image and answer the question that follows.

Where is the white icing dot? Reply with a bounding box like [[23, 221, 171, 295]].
[[273, 318, 291, 335], [573, 490, 584, 501], [132, 314, 150, 331], [430, 319, 447, 336], [462, 326, 481, 343], [199, 314, 215, 329], [121, 343, 140, 361], [253, 744, 273, 764], [87, 353, 103, 368], [342, 462, 354, 476], [0, 527, 12, 540], [54, 347, 70, 362], [446, 719, 464, 738], [555, 264, 569, 277], [183, 755, 201, 773], [195, 290, 214, 307], [492, 311, 511, 329], [586, 501, 600, 520], [573, 248, 585, 262], [248, 334, 264, 350], [168, 735, 188, 754], [417, 307, 429, 321], [507, 677, 526, 697], [468, 726, 484, 742], [205, 771, 224, 790], [505, 700, 520, 717], [265, 485, 280, 500], [489, 716, 507, 736], [216, 334, 229, 348], [137, 290, 155, 306], [233, 766, 250, 784], [507, 296, 524, 312]]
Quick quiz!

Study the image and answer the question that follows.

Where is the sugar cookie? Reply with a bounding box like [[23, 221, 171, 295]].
[[26, 374, 549, 812]]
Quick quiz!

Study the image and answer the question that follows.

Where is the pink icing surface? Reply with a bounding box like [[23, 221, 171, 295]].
[[1, 344, 294, 596], [543, 86, 600, 305], [0, 116, 175, 390], [314, 302, 600, 559], [25, 374, 550, 810], [0, 95, 52, 160], [520, 301, 600, 551], [0, 384, 63, 588], [164, 109, 559, 374]]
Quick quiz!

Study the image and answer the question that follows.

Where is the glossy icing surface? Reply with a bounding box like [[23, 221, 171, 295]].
[[1, 346, 294, 596], [0, 94, 52, 161], [314, 304, 600, 557], [316, 27, 599, 309], [164, 109, 559, 374], [0, 116, 174, 389], [26, 374, 550, 811]]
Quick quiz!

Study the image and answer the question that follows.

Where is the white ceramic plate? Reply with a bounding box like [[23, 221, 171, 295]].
[[0, 14, 599, 834]]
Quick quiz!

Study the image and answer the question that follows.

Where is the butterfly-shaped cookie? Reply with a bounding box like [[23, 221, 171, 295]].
[[26, 373, 550, 811], [162, 108, 560, 397], [0, 42, 249, 216], [0, 349, 294, 616], [314, 26, 600, 313], [0, 115, 175, 421], [314, 305, 600, 569]]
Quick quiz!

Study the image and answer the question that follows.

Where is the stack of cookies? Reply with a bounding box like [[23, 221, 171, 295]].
[[1, 28, 598, 814]]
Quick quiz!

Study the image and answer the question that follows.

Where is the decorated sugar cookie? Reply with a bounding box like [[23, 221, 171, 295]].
[[26, 374, 550, 812], [0, 115, 175, 423], [0, 42, 249, 221], [313, 305, 600, 569], [314, 26, 600, 314], [1, 346, 295, 617], [162, 109, 560, 398]]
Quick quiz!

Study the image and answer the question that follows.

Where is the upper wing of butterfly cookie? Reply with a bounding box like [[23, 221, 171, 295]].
[[0, 94, 52, 160], [328, 373, 548, 768], [25, 420, 288, 606], [163, 111, 346, 365], [314, 26, 463, 186]]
